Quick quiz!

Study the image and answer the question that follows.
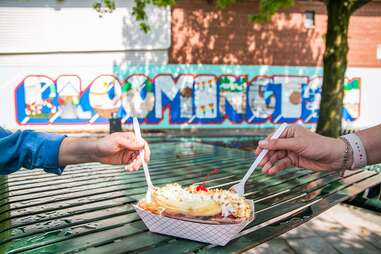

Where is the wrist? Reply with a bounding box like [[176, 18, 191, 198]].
[[326, 138, 353, 172], [85, 139, 99, 162], [59, 138, 98, 166]]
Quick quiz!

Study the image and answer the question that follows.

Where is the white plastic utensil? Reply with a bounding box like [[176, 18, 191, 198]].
[[230, 123, 288, 196], [132, 117, 154, 202]]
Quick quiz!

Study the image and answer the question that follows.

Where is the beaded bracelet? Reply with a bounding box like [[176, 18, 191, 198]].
[[338, 137, 353, 175]]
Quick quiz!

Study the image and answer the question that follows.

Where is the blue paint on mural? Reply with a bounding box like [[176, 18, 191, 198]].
[[14, 65, 360, 129]]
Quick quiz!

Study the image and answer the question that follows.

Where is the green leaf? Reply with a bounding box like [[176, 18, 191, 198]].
[[215, 0, 238, 9], [251, 0, 295, 22]]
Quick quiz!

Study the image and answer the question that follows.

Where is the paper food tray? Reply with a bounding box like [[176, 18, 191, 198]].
[[134, 200, 255, 246]]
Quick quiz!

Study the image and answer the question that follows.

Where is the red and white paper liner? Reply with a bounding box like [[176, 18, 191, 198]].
[[134, 200, 254, 246]]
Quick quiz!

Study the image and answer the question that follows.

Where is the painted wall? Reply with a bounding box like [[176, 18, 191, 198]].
[[0, 0, 171, 53], [0, 0, 170, 132], [1, 1, 379, 132], [2, 64, 378, 131]]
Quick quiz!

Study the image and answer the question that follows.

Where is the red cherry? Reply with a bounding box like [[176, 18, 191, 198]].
[[196, 185, 208, 192]]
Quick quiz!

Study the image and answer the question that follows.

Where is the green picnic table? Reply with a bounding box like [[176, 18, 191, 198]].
[[1, 142, 381, 254]]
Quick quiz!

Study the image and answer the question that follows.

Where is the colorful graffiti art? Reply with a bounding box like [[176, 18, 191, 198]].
[[14, 65, 361, 128]]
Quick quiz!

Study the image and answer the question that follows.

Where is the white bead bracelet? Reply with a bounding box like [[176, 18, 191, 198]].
[[341, 133, 368, 169]]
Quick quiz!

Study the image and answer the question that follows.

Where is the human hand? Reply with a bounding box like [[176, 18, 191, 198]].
[[93, 132, 150, 172], [256, 124, 345, 175]]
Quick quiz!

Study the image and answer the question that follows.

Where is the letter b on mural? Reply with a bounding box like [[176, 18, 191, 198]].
[[14, 65, 360, 128]]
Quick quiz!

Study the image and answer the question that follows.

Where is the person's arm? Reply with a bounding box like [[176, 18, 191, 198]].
[[0, 128, 150, 175], [356, 125, 381, 165], [256, 124, 381, 175], [0, 128, 66, 175], [58, 132, 150, 172]]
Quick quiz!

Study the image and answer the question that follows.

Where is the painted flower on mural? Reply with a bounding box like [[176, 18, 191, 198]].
[[194, 77, 218, 118]]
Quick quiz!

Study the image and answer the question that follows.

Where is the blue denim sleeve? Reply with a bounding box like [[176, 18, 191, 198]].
[[0, 128, 66, 175]]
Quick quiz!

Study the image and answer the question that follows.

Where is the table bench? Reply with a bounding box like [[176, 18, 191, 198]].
[[1, 142, 380, 253]]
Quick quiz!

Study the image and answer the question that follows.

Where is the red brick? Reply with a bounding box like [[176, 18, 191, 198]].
[[169, 0, 381, 67]]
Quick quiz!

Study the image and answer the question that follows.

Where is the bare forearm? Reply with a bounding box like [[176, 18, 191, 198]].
[[58, 138, 97, 166], [356, 124, 381, 165]]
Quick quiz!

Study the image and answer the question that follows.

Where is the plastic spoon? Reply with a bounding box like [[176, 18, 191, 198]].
[[230, 123, 288, 196]]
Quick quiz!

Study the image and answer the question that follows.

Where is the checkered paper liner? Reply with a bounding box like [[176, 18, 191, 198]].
[[133, 200, 254, 246]]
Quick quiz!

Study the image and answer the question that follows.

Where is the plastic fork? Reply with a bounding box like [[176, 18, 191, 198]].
[[230, 123, 288, 196], [132, 117, 154, 202]]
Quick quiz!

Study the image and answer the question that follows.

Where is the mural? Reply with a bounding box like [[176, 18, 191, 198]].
[[14, 65, 361, 129]]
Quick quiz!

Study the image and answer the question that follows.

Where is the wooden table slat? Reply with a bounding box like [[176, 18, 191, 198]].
[[0, 142, 380, 254], [104, 172, 376, 254], [3, 143, 240, 186], [1, 168, 312, 252], [1, 169, 305, 238], [1, 147, 250, 194], [197, 173, 381, 254], [0, 169, 305, 241], [2, 172, 369, 254], [0, 161, 304, 221]]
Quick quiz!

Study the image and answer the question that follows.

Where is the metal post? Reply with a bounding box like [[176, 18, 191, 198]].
[[109, 114, 122, 133]]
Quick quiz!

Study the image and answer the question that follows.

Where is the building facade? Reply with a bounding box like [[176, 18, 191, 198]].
[[1, 0, 380, 132]]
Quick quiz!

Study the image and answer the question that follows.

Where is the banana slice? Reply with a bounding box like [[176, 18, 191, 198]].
[[139, 183, 252, 223]]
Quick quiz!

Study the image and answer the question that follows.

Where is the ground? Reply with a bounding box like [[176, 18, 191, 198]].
[[245, 204, 381, 254]]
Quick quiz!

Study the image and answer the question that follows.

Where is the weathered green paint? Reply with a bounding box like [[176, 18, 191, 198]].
[[0, 176, 11, 254], [0, 142, 380, 254]]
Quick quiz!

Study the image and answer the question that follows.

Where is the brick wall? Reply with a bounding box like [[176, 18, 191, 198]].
[[169, 0, 381, 67]]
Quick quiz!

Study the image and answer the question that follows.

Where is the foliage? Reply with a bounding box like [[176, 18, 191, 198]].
[[93, 0, 115, 16], [250, 0, 294, 22], [93, 0, 295, 32], [93, 0, 176, 32]]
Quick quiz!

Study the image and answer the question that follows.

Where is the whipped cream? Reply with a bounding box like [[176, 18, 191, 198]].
[[155, 184, 212, 203]]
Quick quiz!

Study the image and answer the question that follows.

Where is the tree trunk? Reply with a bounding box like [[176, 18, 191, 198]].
[[316, 0, 352, 138]]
